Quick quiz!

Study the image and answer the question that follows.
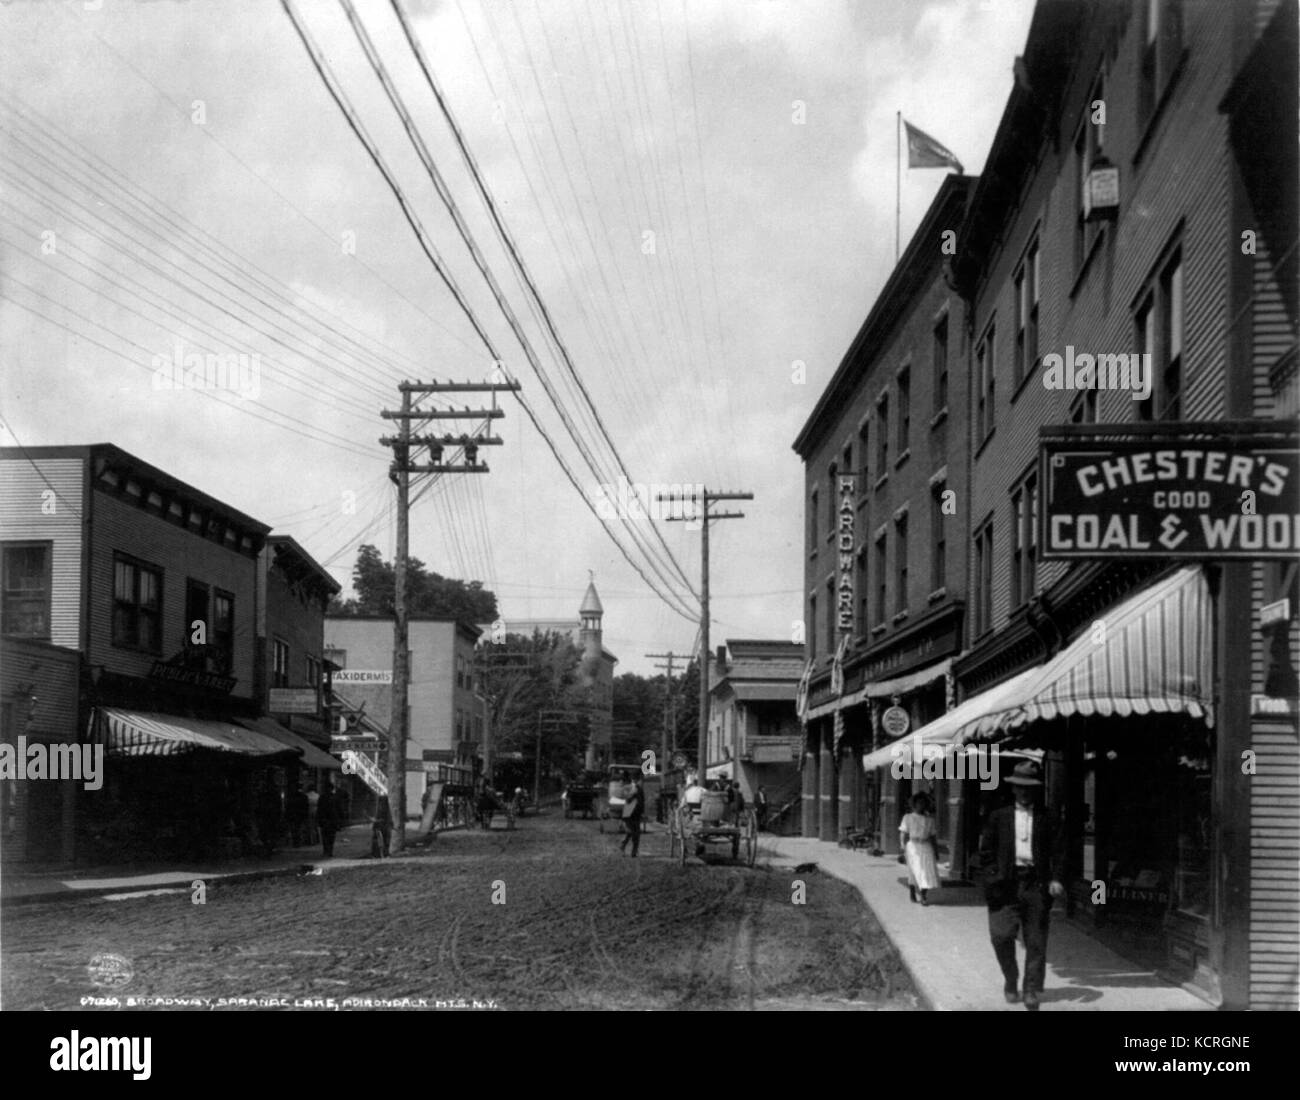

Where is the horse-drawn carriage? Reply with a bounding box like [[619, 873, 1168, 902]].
[[562, 777, 600, 820], [669, 787, 758, 867], [476, 787, 516, 830]]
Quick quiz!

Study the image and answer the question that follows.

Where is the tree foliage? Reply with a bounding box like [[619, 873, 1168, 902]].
[[328, 544, 497, 622]]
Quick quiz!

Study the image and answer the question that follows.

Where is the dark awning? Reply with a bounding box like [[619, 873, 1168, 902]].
[[235, 717, 341, 771], [94, 708, 295, 759]]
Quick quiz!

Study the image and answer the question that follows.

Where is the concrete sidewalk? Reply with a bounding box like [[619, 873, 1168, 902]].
[[761, 835, 1214, 1012]]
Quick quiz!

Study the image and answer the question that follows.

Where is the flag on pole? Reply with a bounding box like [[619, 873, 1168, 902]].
[[903, 119, 964, 173]]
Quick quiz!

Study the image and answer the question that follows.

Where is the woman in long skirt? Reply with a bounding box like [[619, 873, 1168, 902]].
[[899, 791, 941, 905]]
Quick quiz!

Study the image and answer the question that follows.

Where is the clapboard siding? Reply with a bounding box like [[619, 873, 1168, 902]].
[[965, 0, 1236, 641], [1251, 721, 1300, 1010], [0, 457, 86, 650], [87, 489, 259, 699]]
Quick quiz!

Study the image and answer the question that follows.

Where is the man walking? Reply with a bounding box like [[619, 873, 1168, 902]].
[[620, 775, 644, 857], [754, 785, 769, 832], [978, 760, 1065, 1010], [317, 779, 339, 858]]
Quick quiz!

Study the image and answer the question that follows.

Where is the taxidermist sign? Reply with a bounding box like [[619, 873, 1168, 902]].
[[1040, 437, 1300, 560]]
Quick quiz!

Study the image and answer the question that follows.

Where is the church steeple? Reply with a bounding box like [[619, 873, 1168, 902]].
[[579, 571, 603, 640]]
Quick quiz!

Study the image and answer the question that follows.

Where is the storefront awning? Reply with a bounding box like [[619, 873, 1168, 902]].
[[94, 708, 296, 759], [236, 717, 341, 770], [862, 658, 952, 699], [958, 567, 1214, 744], [860, 667, 1042, 771]]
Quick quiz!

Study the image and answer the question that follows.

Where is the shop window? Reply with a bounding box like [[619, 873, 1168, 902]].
[[2, 542, 51, 639], [1014, 238, 1040, 387], [1010, 470, 1039, 608], [213, 591, 234, 673], [273, 638, 290, 688], [933, 314, 949, 412], [112, 553, 162, 653]]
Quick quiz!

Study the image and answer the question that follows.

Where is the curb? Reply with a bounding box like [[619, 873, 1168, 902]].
[[1, 863, 316, 907]]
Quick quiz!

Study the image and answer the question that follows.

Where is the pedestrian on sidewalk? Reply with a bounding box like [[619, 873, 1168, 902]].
[[899, 791, 940, 905], [317, 780, 339, 858], [620, 775, 644, 857], [306, 785, 320, 844], [371, 794, 392, 858], [287, 785, 308, 846], [754, 785, 769, 832], [978, 760, 1065, 1011]]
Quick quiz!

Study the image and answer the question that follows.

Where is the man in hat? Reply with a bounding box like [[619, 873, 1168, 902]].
[[977, 759, 1065, 1011]]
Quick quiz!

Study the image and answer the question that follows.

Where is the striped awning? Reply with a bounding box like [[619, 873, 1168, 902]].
[[860, 667, 1041, 771], [93, 708, 296, 759], [236, 717, 341, 770], [958, 567, 1214, 744]]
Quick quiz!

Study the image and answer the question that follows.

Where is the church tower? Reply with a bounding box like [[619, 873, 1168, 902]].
[[579, 573, 603, 650]]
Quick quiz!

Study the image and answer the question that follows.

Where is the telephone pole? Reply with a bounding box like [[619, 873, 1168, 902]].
[[659, 489, 753, 778], [645, 650, 682, 771], [380, 378, 519, 853]]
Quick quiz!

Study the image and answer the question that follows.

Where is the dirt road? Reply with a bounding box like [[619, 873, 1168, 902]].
[[1, 811, 918, 1010]]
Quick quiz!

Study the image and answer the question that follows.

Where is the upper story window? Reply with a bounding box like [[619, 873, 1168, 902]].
[[808, 593, 817, 659], [894, 513, 909, 616], [825, 576, 836, 652], [930, 484, 947, 592], [874, 532, 888, 629], [112, 553, 162, 653], [826, 464, 838, 536], [876, 393, 889, 473], [273, 638, 290, 688], [185, 580, 209, 644], [808, 488, 819, 552], [897, 368, 911, 455], [1136, 246, 1184, 421], [213, 591, 234, 673], [1014, 239, 1040, 388], [1070, 389, 1099, 424], [933, 314, 949, 412], [975, 321, 996, 444], [1075, 69, 1106, 272], [2, 542, 51, 639], [856, 548, 869, 636], [306, 655, 322, 694], [856, 420, 870, 491], [972, 519, 994, 639], [1010, 470, 1040, 609], [1140, 0, 1184, 132]]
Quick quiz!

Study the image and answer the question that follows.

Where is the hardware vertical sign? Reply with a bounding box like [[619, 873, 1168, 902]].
[[837, 476, 855, 632]]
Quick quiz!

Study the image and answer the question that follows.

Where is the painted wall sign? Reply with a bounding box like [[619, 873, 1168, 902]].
[[268, 688, 319, 714], [837, 476, 856, 632], [1040, 435, 1300, 560], [333, 669, 393, 684]]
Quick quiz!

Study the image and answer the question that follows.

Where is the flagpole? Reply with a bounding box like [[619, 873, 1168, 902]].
[[895, 111, 901, 263]]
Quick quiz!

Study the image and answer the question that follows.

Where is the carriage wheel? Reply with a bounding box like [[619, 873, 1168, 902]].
[[744, 810, 758, 868], [668, 809, 679, 861]]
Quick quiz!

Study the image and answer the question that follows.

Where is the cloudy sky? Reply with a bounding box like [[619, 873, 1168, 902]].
[[0, 0, 1035, 675]]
